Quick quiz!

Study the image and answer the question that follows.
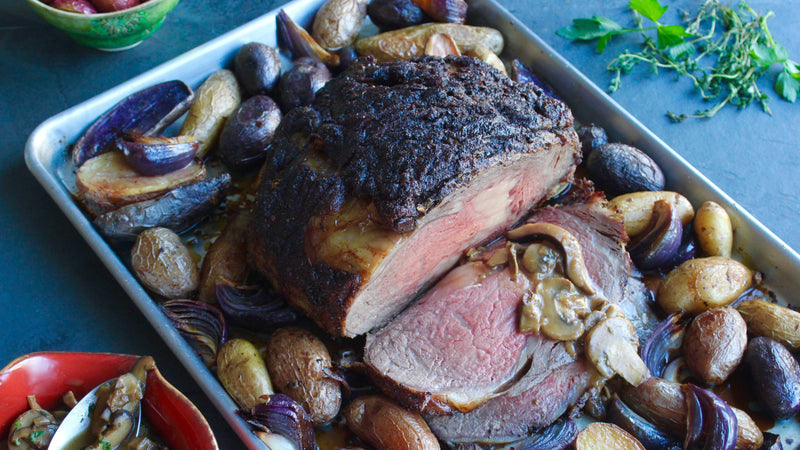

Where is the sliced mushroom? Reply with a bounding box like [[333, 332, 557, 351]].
[[586, 316, 651, 386], [7, 396, 58, 450], [523, 277, 591, 341], [87, 410, 136, 450], [521, 242, 562, 277], [507, 222, 597, 295]]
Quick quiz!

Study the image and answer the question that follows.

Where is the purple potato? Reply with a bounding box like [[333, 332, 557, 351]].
[[585, 143, 665, 197], [234, 42, 282, 97], [278, 57, 331, 112], [743, 336, 800, 420], [218, 95, 282, 171], [72, 80, 193, 167], [367, 0, 428, 30]]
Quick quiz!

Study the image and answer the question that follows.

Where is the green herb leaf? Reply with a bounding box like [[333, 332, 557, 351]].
[[776, 70, 800, 103], [666, 41, 696, 59], [556, 16, 624, 41], [559, 0, 797, 120], [657, 25, 692, 49], [629, 0, 668, 22], [751, 43, 789, 67]]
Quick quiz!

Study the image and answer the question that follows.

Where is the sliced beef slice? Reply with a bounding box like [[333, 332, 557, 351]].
[[249, 55, 580, 337], [365, 193, 657, 441]]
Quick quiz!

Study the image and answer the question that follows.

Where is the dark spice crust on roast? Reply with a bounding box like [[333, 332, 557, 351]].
[[249, 55, 578, 335]]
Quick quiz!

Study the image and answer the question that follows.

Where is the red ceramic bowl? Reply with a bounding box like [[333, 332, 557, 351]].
[[0, 352, 218, 450]]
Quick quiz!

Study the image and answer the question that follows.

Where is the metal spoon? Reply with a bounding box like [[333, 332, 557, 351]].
[[48, 377, 142, 450]]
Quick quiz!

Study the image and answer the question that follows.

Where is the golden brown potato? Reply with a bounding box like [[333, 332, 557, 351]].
[[197, 211, 251, 303], [217, 338, 274, 410], [694, 201, 733, 258], [264, 327, 341, 425], [179, 69, 241, 159], [344, 396, 440, 450], [131, 227, 199, 298], [738, 299, 800, 351], [76, 151, 206, 214], [683, 307, 747, 384], [311, 0, 369, 51], [607, 191, 694, 238], [657, 256, 753, 314], [575, 422, 645, 450], [354, 23, 503, 62]]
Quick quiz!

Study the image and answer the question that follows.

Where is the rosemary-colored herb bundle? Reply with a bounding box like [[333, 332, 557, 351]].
[[557, 0, 800, 122]]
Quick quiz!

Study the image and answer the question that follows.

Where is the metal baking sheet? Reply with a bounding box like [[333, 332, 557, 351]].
[[25, 0, 800, 448]]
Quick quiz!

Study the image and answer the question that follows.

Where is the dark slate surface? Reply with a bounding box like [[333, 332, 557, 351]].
[[1, 0, 798, 448]]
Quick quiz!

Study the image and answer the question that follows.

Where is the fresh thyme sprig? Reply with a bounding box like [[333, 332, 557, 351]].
[[556, 0, 800, 122]]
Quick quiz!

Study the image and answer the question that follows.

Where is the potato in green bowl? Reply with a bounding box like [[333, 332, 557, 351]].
[[24, 0, 180, 51]]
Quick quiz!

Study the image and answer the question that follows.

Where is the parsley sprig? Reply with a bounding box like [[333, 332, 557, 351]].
[[557, 0, 800, 121]]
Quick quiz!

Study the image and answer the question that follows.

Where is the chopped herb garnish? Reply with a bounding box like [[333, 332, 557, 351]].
[[557, 0, 800, 121]]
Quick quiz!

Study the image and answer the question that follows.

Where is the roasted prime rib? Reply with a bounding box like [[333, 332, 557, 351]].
[[249, 55, 581, 337], [364, 192, 658, 443]]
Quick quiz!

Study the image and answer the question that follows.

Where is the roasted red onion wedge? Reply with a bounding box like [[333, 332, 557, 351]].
[[628, 199, 683, 271], [639, 312, 688, 378], [606, 395, 681, 450], [683, 384, 737, 450], [277, 10, 340, 67], [118, 134, 199, 176], [240, 394, 316, 450], [72, 80, 194, 167], [412, 0, 466, 24], [216, 279, 298, 331], [160, 299, 228, 367], [497, 419, 578, 450]]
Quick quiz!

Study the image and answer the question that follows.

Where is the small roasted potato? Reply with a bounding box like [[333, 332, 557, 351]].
[[234, 42, 282, 97], [278, 57, 331, 112], [743, 336, 800, 419], [131, 227, 199, 298], [608, 191, 694, 238], [657, 257, 753, 314], [586, 143, 665, 197], [354, 23, 503, 62], [217, 338, 274, 410], [683, 307, 747, 384], [51, 0, 97, 13], [575, 422, 645, 450], [367, 0, 426, 30], [576, 123, 608, 158], [738, 299, 800, 351], [344, 396, 440, 450], [197, 210, 251, 303], [694, 201, 733, 258], [76, 151, 206, 214], [312, 0, 369, 51], [92, 0, 139, 12], [218, 95, 282, 171], [264, 327, 341, 425], [179, 69, 242, 159]]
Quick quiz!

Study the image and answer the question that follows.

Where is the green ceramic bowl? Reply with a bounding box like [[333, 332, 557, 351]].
[[24, 0, 180, 51]]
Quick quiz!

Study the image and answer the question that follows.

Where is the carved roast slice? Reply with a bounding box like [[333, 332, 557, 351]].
[[249, 55, 581, 337], [364, 192, 658, 441]]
